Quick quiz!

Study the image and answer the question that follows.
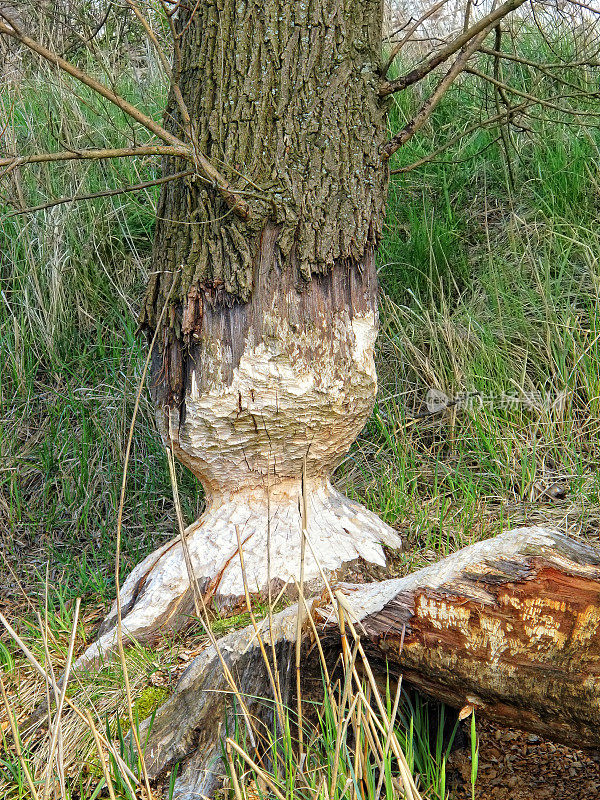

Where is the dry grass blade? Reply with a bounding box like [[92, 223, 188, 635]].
[[226, 737, 288, 800], [0, 672, 41, 800], [330, 641, 360, 793], [43, 597, 81, 800], [166, 439, 202, 618], [296, 456, 309, 762], [332, 693, 361, 795], [85, 709, 118, 800], [235, 525, 285, 730], [0, 612, 141, 791], [113, 284, 177, 800], [374, 668, 404, 800], [337, 604, 422, 800], [293, 578, 338, 725], [265, 452, 284, 727], [226, 739, 245, 800]]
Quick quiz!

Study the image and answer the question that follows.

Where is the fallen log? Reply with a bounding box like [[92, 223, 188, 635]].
[[142, 527, 600, 798]]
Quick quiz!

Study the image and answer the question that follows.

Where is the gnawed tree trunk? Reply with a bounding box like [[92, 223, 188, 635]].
[[140, 528, 600, 799], [89, 0, 403, 655]]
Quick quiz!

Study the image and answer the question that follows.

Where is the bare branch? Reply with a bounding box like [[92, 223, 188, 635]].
[[492, 25, 516, 187], [564, 0, 600, 14], [124, 1, 194, 142], [480, 44, 600, 93], [125, 0, 173, 79], [5, 170, 194, 216], [463, 0, 474, 33], [479, 47, 600, 70], [390, 101, 530, 174], [0, 13, 182, 147], [0, 145, 188, 175], [464, 67, 600, 115], [0, 12, 250, 220], [383, 25, 494, 158], [62, 5, 112, 58], [379, 0, 529, 97], [381, 0, 449, 76]]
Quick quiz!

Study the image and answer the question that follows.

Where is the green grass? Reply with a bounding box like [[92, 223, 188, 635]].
[[224, 652, 465, 800], [338, 30, 600, 562], [0, 63, 206, 604]]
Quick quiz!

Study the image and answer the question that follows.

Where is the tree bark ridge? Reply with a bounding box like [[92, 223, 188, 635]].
[[142, 0, 388, 347]]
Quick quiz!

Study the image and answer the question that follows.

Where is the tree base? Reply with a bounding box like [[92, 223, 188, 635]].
[[78, 479, 401, 665]]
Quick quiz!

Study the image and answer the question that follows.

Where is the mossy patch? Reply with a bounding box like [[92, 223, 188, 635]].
[[116, 685, 171, 735], [133, 685, 170, 722], [210, 600, 289, 637]]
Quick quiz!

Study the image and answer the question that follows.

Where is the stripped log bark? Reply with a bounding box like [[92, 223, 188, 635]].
[[141, 527, 600, 799]]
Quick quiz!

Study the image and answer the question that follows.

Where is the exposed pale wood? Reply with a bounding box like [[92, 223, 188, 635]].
[[78, 249, 402, 666], [141, 527, 600, 799], [323, 527, 600, 748]]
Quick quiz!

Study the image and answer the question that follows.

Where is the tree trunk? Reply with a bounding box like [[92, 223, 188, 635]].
[[89, 1, 402, 657], [140, 527, 600, 799]]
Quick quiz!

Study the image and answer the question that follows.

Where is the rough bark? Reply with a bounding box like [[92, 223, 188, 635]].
[[140, 528, 600, 799], [90, 0, 401, 653], [142, 0, 388, 345]]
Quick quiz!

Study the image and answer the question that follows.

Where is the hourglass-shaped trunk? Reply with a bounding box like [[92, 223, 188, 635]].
[[90, 0, 402, 657]]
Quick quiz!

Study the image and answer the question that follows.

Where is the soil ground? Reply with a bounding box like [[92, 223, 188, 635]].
[[451, 719, 600, 799]]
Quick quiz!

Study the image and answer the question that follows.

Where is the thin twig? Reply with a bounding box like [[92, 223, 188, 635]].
[[464, 66, 600, 115], [85, 710, 118, 800], [125, 0, 194, 141], [479, 45, 600, 71], [0, 13, 249, 218], [7, 169, 194, 216], [492, 25, 516, 188], [43, 599, 81, 800], [383, 23, 500, 158], [0, 145, 187, 171], [390, 101, 529, 173], [0, 673, 41, 800], [0, 14, 182, 147], [379, 0, 528, 97], [382, 0, 449, 76]]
